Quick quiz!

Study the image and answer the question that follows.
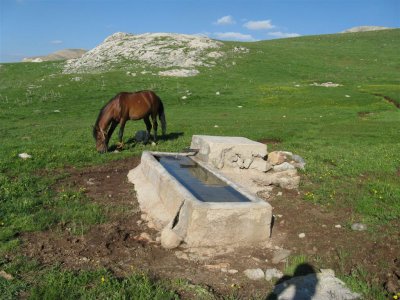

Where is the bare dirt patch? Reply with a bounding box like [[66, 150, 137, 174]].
[[21, 157, 399, 298]]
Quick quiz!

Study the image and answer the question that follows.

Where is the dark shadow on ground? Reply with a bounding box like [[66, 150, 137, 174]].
[[108, 132, 184, 152], [265, 263, 317, 300]]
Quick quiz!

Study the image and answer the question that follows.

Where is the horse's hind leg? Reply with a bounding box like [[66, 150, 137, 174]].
[[151, 114, 158, 142], [143, 116, 151, 144]]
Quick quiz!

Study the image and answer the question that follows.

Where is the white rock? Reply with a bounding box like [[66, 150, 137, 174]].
[[244, 268, 265, 280], [298, 233, 306, 238], [216, 91, 220, 95], [18, 153, 32, 159], [160, 226, 182, 249], [273, 162, 295, 172], [250, 158, 273, 172], [335, 224, 342, 229], [158, 69, 199, 77], [351, 223, 367, 231], [265, 268, 284, 281], [320, 268, 335, 276]]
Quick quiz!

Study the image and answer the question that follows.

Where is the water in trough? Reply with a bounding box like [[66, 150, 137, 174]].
[[156, 155, 251, 203]]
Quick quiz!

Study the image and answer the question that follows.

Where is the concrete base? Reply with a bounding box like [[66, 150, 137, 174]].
[[128, 151, 272, 248]]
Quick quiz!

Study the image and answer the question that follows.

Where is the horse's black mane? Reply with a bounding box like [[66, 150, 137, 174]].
[[92, 94, 119, 139]]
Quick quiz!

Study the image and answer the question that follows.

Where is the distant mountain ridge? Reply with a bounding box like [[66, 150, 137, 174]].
[[22, 49, 87, 62], [341, 26, 393, 33]]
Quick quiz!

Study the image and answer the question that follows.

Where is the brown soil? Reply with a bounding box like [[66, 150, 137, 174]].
[[21, 157, 399, 298]]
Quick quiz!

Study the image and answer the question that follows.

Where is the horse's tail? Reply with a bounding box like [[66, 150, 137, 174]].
[[157, 97, 167, 136]]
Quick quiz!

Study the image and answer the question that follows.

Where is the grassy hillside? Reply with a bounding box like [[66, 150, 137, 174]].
[[0, 29, 399, 298]]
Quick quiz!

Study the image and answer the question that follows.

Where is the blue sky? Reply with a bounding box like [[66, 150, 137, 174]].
[[0, 0, 399, 62]]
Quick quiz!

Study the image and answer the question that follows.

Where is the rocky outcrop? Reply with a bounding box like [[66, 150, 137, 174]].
[[63, 32, 225, 75], [341, 26, 392, 33]]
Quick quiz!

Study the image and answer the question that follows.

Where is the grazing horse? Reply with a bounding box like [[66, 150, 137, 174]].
[[93, 90, 166, 153]]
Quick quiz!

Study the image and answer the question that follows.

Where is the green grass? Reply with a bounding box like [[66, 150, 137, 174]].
[[0, 29, 399, 298]]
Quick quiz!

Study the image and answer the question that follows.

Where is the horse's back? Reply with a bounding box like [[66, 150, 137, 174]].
[[118, 90, 160, 119]]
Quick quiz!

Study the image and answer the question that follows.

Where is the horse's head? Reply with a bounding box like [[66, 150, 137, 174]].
[[93, 125, 107, 153]]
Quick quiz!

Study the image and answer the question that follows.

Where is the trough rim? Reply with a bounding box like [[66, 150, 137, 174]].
[[142, 150, 271, 209]]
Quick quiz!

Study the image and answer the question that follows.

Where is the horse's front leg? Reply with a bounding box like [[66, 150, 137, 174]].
[[106, 121, 118, 148], [117, 119, 127, 149]]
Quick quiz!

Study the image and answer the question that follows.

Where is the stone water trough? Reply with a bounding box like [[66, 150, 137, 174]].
[[128, 135, 281, 249]]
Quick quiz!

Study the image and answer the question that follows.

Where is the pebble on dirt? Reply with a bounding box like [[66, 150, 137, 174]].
[[244, 268, 265, 280], [351, 223, 367, 231]]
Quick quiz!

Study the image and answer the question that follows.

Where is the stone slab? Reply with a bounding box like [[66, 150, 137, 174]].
[[190, 135, 267, 169]]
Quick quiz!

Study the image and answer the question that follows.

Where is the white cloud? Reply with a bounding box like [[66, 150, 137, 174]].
[[244, 20, 275, 30], [213, 32, 255, 41], [50, 40, 63, 44], [268, 31, 301, 38], [215, 15, 236, 25]]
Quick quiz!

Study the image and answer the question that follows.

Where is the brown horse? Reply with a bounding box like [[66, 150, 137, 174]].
[[93, 90, 166, 153]]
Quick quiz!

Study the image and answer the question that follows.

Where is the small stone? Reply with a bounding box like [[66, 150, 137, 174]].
[[299, 233, 306, 238], [139, 232, 152, 242], [18, 153, 32, 159], [216, 91, 220, 95], [135, 130, 148, 142], [265, 268, 283, 281], [351, 223, 367, 231], [277, 192, 283, 196], [250, 158, 273, 172], [160, 226, 182, 249], [0, 270, 14, 280], [228, 269, 238, 274], [320, 269, 335, 276], [243, 158, 252, 169], [175, 251, 189, 260], [181, 96, 187, 100], [86, 178, 95, 185], [136, 220, 143, 225], [335, 224, 342, 229], [273, 162, 295, 172], [267, 151, 286, 165], [244, 268, 265, 280]]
